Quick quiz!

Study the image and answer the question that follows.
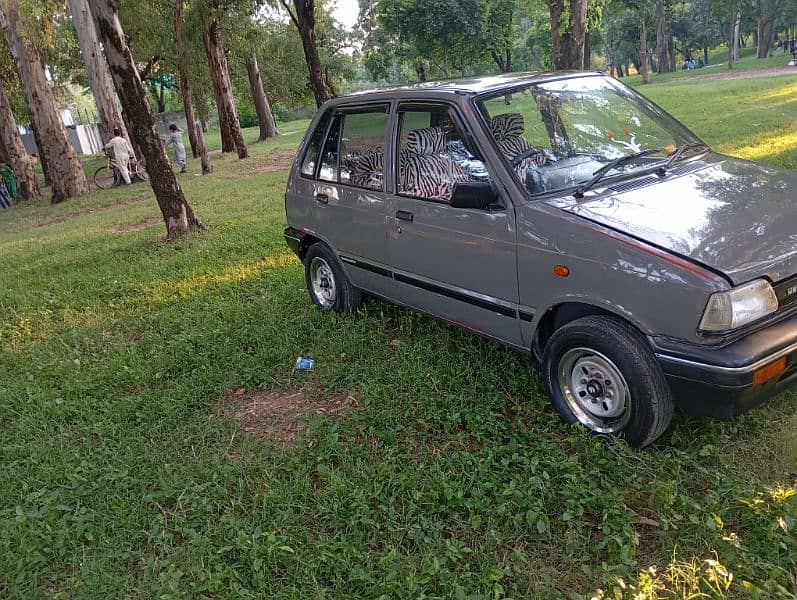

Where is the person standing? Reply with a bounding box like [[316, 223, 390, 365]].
[[0, 158, 17, 201], [165, 124, 187, 173], [103, 127, 134, 184]]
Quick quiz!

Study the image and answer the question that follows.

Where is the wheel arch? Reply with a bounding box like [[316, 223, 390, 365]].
[[297, 232, 322, 261], [531, 301, 652, 364]]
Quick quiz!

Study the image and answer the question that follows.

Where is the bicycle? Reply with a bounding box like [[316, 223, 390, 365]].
[[94, 153, 149, 189]]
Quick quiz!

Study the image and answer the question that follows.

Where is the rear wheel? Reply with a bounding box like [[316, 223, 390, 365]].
[[94, 166, 117, 189], [542, 315, 674, 448], [303, 243, 362, 314]]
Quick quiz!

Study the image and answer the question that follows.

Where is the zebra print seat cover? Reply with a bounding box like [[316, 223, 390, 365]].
[[400, 127, 471, 202], [489, 113, 547, 178], [345, 152, 385, 190]]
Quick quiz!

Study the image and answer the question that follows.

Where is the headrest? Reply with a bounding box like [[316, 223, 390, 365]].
[[490, 113, 524, 142], [405, 127, 446, 155]]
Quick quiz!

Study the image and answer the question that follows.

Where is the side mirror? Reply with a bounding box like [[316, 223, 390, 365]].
[[449, 181, 498, 210]]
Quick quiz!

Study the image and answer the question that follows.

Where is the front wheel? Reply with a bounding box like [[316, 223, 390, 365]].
[[542, 315, 674, 448], [132, 169, 149, 182], [94, 166, 117, 189], [303, 243, 362, 314]]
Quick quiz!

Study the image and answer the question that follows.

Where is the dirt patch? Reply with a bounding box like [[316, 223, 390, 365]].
[[7, 194, 150, 233], [259, 149, 297, 174], [218, 388, 357, 446], [115, 217, 161, 233]]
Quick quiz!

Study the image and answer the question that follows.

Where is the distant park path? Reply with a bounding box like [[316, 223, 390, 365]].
[[682, 66, 796, 82]]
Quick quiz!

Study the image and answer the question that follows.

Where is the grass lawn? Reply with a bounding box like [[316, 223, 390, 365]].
[[622, 45, 796, 86], [1, 75, 796, 599]]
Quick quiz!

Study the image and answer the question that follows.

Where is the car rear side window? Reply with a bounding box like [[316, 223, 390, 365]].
[[300, 110, 332, 177], [317, 105, 389, 190]]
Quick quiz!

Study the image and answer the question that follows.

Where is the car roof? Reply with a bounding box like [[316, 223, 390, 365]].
[[331, 71, 604, 106]]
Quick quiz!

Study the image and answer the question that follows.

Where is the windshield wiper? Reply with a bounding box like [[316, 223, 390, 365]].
[[573, 149, 660, 198], [656, 142, 709, 176]]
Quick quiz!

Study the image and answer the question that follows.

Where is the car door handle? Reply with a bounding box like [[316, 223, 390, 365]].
[[315, 193, 329, 204], [396, 210, 413, 222]]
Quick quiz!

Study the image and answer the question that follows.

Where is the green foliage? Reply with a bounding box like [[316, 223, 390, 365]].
[[377, 0, 485, 76], [1, 75, 796, 598]]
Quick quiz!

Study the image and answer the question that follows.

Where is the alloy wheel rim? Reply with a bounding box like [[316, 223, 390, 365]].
[[310, 257, 336, 308], [557, 347, 631, 433]]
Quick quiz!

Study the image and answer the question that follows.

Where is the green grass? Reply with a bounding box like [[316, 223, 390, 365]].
[[1, 76, 796, 599], [623, 45, 795, 86]]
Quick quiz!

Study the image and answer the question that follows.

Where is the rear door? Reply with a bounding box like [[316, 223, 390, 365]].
[[385, 102, 522, 347], [300, 103, 395, 296]]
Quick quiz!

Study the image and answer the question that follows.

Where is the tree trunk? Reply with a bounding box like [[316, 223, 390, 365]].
[[728, 2, 741, 67], [654, 2, 674, 72], [156, 82, 166, 113], [67, 0, 128, 145], [87, 0, 202, 239], [415, 61, 428, 81], [549, 0, 589, 69], [282, 0, 332, 107], [0, 84, 40, 200], [201, 18, 248, 158], [0, 0, 89, 203], [584, 30, 591, 68], [174, 0, 212, 174], [756, 0, 775, 58], [703, 45, 709, 64], [29, 121, 51, 186], [639, 15, 651, 84], [245, 49, 278, 141], [568, 0, 589, 68], [548, 0, 569, 69]]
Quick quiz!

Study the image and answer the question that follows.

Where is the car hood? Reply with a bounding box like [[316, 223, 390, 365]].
[[548, 154, 797, 285]]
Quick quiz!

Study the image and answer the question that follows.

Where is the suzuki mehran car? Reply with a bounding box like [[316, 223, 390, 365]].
[[283, 72, 797, 447]]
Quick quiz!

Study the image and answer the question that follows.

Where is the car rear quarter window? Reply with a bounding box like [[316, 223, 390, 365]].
[[300, 110, 332, 177]]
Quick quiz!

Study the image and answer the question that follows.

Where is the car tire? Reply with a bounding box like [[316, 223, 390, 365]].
[[541, 315, 674, 448], [303, 243, 362, 314]]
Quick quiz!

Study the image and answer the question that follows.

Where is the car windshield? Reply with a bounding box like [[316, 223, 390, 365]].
[[477, 75, 705, 195]]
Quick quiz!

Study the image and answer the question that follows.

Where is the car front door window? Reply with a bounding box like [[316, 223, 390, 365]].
[[397, 106, 490, 203]]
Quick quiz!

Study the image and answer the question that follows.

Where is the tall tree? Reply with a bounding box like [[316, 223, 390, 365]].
[[0, 84, 40, 201], [481, 0, 516, 72], [68, 0, 130, 144], [547, 0, 591, 69], [653, 1, 675, 72], [174, 0, 212, 173], [728, 0, 740, 67], [201, 9, 248, 158], [245, 49, 279, 141], [280, 0, 333, 107], [755, 0, 780, 57], [639, 4, 651, 82], [0, 0, 90, 203], [87, 0, 203, 239]]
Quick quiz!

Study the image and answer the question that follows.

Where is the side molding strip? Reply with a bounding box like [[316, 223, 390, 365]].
[[340, 254, 531, 321]]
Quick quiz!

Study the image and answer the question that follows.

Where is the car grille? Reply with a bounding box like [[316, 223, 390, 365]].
[[774, 274, 797, 309]]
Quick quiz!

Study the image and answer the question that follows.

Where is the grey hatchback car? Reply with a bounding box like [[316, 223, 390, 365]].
[[283, 72, 797, 447]]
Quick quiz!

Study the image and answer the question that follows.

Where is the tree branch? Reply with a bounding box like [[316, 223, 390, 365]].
[[279, 0, 300, 29], [139, 55, 161, 81]]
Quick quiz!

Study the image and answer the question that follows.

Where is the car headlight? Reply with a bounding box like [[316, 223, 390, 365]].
[[699, 279, 779, 332]]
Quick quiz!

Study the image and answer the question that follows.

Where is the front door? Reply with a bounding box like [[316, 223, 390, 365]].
[[386, 102, 522, 347]]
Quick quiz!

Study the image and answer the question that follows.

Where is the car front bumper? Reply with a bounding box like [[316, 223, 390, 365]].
[[652, 311, 797, 417]]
